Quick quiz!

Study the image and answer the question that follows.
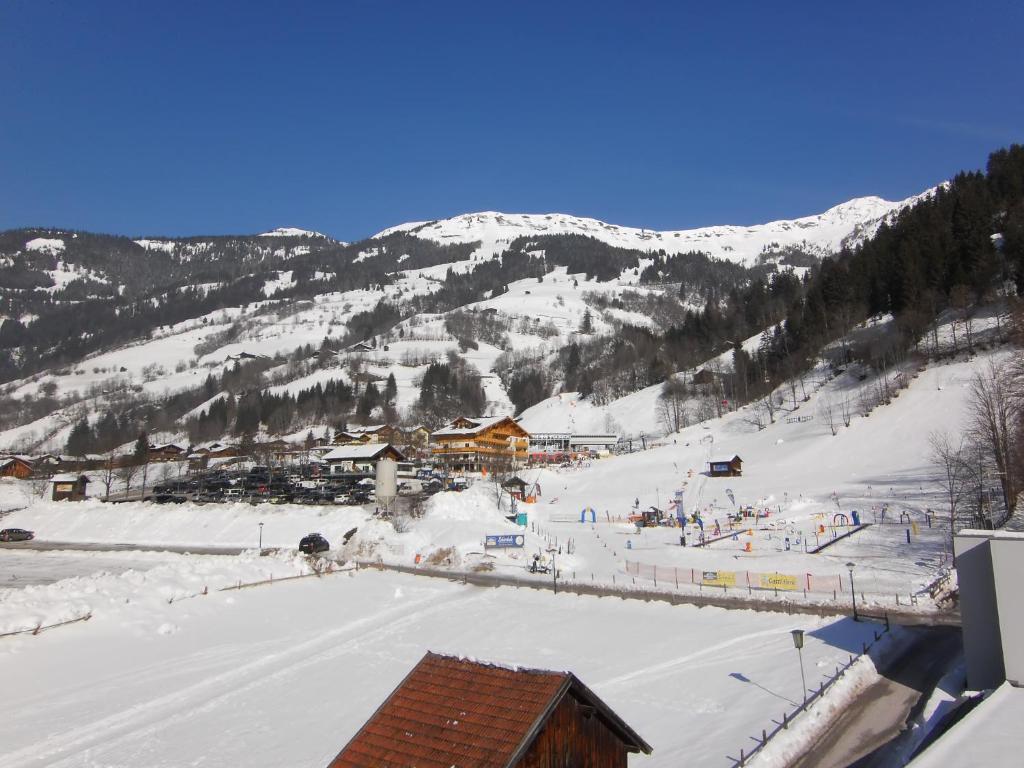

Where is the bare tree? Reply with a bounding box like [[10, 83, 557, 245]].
[[967, 360, 1019, 516], [100, 454, 118, 498], [840, 393, 853, 427], [117, 462, 140, 495], [929, 430, 973, 561], [818, 395, 838, 436], [657, 379, 689, 434]]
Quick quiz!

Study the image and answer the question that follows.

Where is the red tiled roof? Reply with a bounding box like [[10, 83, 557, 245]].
[[328, 652, 649, 767]]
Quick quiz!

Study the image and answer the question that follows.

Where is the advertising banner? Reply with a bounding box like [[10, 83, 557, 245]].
[[757, 573, 799, 591], [485, 534, 525, 548], [700, 570, 736, 587]]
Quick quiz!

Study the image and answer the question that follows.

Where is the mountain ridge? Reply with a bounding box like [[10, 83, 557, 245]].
[[370, 189, 935, 266]]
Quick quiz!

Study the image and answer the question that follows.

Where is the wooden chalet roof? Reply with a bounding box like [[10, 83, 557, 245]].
[[432, 416, 530, 439], [328, 652, 650, 767], [321, 443, 404, 462]]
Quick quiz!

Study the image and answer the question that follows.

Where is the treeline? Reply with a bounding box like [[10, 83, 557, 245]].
[[759, 145, 1024, 387], [189, 379, 358, 442]]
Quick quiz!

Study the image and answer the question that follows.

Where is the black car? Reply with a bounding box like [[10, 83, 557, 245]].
[[299, 533, 330, 554], [153, 493, 187, 504], [0, 528, 34, 542]]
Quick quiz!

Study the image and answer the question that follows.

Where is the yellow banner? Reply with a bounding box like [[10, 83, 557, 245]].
[[758, 573, 800, 591], [701, 570, 737, 587]]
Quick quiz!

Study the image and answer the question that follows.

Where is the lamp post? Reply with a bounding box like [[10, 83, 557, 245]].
[[846, 561, 858, 621], [547, 547, 557, 594], [258, 521, 264, 551], [791, 629, 807, 703]]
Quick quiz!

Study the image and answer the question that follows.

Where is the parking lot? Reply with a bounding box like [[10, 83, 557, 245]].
[[144, 464, 443, 506]]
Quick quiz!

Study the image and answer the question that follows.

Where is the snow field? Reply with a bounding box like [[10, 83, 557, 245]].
[[0, 549, 319, 636], [0, 567, 890, 768]]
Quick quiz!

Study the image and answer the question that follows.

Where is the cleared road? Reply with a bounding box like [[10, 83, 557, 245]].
[[0, 540, 275, 556], [790, 626, 962, 768]]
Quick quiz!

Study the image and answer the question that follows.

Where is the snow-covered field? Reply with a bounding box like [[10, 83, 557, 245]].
[[0, 566, 889, 768]]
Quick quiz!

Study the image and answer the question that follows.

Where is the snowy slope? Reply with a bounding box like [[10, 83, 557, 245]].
[[374, 191, 933, 266]]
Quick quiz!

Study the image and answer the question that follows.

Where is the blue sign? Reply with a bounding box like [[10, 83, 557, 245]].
[[486, 534, 525, 548]]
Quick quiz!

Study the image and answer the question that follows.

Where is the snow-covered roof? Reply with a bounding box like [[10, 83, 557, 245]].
[[349, 424, 387, 434], [908, 683, 1023, 768], [322, 444, 401, 462], [50, 473, 87, 483], [432, 416, 518, 438]]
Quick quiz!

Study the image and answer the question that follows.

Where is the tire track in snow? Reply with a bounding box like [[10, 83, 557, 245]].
[[0, 582, 488, 768], [595, 625, 806, 690]]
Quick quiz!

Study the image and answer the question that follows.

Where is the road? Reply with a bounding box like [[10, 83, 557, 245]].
[[789, 626, 963, 768], [0, 540, 274, 556], [1, 540, 961, 626]]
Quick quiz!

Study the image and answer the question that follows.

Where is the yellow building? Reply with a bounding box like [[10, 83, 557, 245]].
[[430, 416, 530, 473]]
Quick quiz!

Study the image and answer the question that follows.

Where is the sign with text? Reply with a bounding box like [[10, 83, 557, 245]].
[[701, 570, 736, 588], [757, 573, 799, 591], [485, 534, 525, 548]]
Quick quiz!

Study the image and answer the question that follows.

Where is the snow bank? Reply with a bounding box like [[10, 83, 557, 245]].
[[0, 549, 316, 636]]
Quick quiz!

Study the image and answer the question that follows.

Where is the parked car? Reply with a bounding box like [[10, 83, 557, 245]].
[[299, 533, 330, 554], [153, 493, 187, 504], [0, 528, 34, 542]]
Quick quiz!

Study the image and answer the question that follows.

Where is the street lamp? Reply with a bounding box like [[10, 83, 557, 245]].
[[846, 561, 858, 621], [790, 629, 807, 703], [547, 546, 558, 594], [258, 521, 264, 551]]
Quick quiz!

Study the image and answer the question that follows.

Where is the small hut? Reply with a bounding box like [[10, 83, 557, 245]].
[[501, 475, 529, 499], [50, 473, 90, 501], [327, 652, 651, 767], [708, 455, 743, 477]]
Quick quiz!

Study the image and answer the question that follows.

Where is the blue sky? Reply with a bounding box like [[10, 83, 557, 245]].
[[2, 0, 1021, 241]]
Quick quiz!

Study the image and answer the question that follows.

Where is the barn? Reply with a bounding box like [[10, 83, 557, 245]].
[[50, 473, 90, 501], [708, 455, 743, 477], [327, 652, 651, 767], [0, 456, 34, 479]]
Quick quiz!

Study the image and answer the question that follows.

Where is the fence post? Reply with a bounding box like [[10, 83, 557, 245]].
[[783, 711, 787, 729], [740, 747, 745, 766]]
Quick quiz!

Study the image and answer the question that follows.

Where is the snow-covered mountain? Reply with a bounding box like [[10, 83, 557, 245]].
[[374, 192, 932, 266]]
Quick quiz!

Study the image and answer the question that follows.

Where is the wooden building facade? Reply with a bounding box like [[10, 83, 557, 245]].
[[50, 473, 89, 501], [430, 416, 530, 473], [327, 652, 651, 767], [0, 456, 34, 479], [708, 455, 743, 477]]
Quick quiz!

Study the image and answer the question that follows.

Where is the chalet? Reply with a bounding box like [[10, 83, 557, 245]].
[[708, 455, 743, 477], [333, 430, 374, 445], [258, 438, 295, 463], [430, 416, 530, 473], [344, 425, 401, 444], [404, 425, 430, 448], [50, 473, 89, 501], [327, 652, 651, 767], [348, 341, 374, 352], [0, 456, 34, 479], [691, 368, 718, 387], [322, 443, 405, 475], [148, 443, 187, 462]]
